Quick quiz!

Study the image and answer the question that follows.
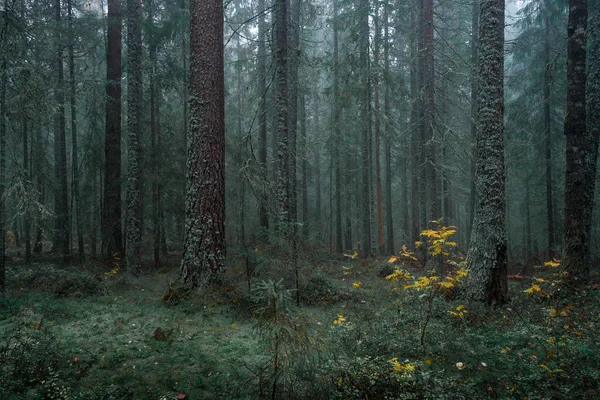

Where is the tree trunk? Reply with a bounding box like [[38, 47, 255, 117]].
[[543, 14, 555, 259], [102, 0, 123, 260], [465, 0, 508, 303], [54, 0, 70, 263], [360, 0, 372, 258], [300, 93, 308, 238], [374, 1, 384, 254], [180, 0, 226, 286], [257, 0, 269, 233], [125, 0, 142, 274], [383, 0, 394, 254], [68, 0, 84, 263], [274, 0, 289, 225], [562, 0, 592, 288], [333, 0, 343, 252], [0, 22, 6, 297], [423, 0, 437, 224], [467, 0, 479, 245], [410, 4, 421, 245]]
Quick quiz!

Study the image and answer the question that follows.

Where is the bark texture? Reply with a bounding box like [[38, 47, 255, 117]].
[[180, 0, 226, 286], [275, 0, 289, 225], [465, 0, 508, 303], [102, 0, 123, 259], [562, 0, 593, 288], [125, 0, 142, 275]]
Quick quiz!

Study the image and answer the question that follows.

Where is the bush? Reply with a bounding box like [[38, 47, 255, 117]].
[[300, 273, 339, 305]]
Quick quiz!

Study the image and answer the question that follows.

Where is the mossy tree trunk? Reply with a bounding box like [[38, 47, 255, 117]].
[[465, 0, 508, 303], [180, 0, 225, 287]]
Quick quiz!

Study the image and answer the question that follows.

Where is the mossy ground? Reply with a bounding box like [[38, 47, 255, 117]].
[[1, 257, 599, 399]]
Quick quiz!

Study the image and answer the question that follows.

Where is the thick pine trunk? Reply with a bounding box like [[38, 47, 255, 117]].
[[0, 32, 6, 297], [410, 5, 421, 245], [374, 2, 384, 254], [125, 0, 142, 274], [563, 0, 594, 288], [102, 0, 123, 260], [180, 0, 226, 286], [465, 0, 508, 303], [423, 0, 437, 224]]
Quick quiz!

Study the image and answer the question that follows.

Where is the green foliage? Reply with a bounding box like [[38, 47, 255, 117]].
[[300, 273, 339, 305]]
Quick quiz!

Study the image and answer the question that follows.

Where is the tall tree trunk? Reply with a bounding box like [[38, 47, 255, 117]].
[[102, 0, 123, 260], [0, 19, 6, 296], [257, 0, 269, 233], [125, 0, 142, 275], [466, 0, 508, 303], [275, 0, 289, 225], [410, 4, 421, 245], [383, 0, 394, 254], [54, 0, 70, 263], [68, 0, 84, 263], [543, 14, 555, 259], [180, 0, 226, 286], [423, 0, 437, 224], [360, 0, 372, 258], [314, 93, 322, 238], [562, 0, 593, 288], [300, 93, 308, 237], [468, 0, 479, 245], [374, 1, 384, 253], [333, 0, 343, 252]]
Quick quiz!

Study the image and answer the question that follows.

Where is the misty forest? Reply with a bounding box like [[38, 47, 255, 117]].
[[0, 0, 599, 398]]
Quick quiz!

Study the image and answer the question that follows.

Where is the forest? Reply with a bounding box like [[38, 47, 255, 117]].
[[0, 0, 599, 398]]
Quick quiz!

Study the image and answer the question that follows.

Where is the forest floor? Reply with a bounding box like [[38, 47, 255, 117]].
[[1, 252, 600, 399]]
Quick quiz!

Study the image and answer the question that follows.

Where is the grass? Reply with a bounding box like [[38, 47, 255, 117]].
[[1, 255, 600, 399]]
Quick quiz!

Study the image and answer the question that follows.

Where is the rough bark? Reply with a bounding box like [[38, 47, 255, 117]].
[[0, 24, 6, 297], [423, 0, 437, 223], [360, 0, 372, 258], [257, 0, 269, 232], [410, 5, 421, 245], [54, 0, 70, 263], [275, 0, 289, 225], [125, 0, 142, 275], [465, 0, 508, 303], [180, 0, 226, 287], [543, 15, 555, 259], [374, 2, 384, 253], [562, 0, 593, 288], [467, 0, 479, 244], [68, 0, 84, 263], [333, 0, 343, 252], [383, 0, 394, 254], [102, 0, 123, 260]]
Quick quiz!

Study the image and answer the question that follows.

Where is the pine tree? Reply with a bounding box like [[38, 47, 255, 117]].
[[466, 0, 508, 303], [180, 0, 226, 286]]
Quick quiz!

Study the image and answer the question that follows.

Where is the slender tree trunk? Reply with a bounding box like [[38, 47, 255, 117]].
[[333, 0, 343, 252], [360, 0, 372, 258], [423, 0, 437, 224], [54, 0, 70, 263], [102, 0, 123, 259], [314, 93, 322, 237], [410, 5, 421, 245], [543, 14, 555, 259], [466, 0, 508, 303], [300, 93, 308, 237], [125, 0, 142, 274], [374, 2, 384, 253], [467, 0, 479, 244], [180, 0, 226, 286], [0, 24, 6, 297], [383, 0, 394, 254], [257, 0, 269, 233], [275, 0, 289, 225], [67, 0, 84, 263]]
